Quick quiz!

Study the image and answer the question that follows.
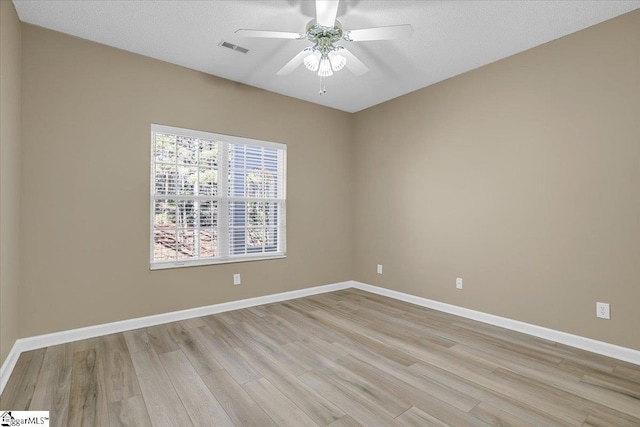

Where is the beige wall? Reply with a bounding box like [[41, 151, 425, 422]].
[[19, 24, 353, 338], [353, 10, 640, 350], [0, 0, 22, 363], [12, 9, 640, 354]]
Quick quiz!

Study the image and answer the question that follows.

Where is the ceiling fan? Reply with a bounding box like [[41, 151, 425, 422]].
[[235, 0, 414, 94]]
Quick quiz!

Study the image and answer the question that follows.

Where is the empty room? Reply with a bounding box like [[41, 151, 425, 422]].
[[1, 0, 639, 426]]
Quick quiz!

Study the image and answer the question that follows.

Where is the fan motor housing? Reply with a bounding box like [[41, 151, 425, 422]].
[[306, 20, 344, 46]]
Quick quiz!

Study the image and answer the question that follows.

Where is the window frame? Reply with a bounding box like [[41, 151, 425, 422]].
[[150, 124, 287, 270]]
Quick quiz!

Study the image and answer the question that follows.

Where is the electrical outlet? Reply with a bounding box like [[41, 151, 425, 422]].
[[377, 264, 383, 274], [233, 274, 241, 286], [596, 302, 610, 319], [456, 278, 463, 289]]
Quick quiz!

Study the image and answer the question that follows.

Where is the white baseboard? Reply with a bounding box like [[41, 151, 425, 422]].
[[3, 279, 639, 396], [0, 344, 21, 397], [0, 280, 352, 395], [351, 281, 640, 366]]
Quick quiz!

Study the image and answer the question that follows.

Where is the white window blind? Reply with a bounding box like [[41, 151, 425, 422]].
[[151, 124, 286, 270]]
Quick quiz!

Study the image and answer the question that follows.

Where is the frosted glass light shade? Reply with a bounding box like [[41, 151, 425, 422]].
[[318, 57, 333, 77], [328, 50, 346, 71], [303, 51, 321, 71]]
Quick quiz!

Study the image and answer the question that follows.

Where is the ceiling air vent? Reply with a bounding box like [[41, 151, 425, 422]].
[[219, 41, 249, 54]]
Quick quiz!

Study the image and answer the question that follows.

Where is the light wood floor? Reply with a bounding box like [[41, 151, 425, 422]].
[[1, 289, 639, 426]]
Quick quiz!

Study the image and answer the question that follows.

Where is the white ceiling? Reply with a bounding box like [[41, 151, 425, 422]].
[[13, 1, 640, 113]]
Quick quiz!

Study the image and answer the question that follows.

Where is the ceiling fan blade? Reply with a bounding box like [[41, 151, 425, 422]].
[[316, 0, 340, 27], [276, 49, 311, 75], [235, 29, 305, 39], [344, 24, 414, 42], [338, 47, 369, 76]]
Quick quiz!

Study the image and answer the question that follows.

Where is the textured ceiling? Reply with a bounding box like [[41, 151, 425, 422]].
[[13, 1, 640, 113]]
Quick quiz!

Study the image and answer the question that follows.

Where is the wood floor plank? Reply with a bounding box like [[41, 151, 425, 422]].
[[487, 367, 596, 425], [334, 339, 480, 412], [305, 299, 373, 328], [298, 370, 401, 427], [68, 348, 109, 427], [333, 354, 490, 426], [259, 314, 305, 344], [281, 341, 337, 371], [582, 411, 640, 427], [462, 366, 587, 426], [366, 320, 458, 350], [122, 329, 152, 354], [145, 324, 179, 354], [0, 348, 46, 410], [29, 364, 72, 427], [108, 395, 152, 427], [229, 321, 311, 375], [402, 343, 498, 380], [318, 357, 412, 418], [41, 343, 74, 373], [244, 377, 319, 427], [235, 308, 266, 324], [327, 415, 363, 427], [550, 342, 623, 372], [159, 350, 233, 427], [165, 321, 223, 375], [286, 297, 327, 312], [440, 327, 578, 372], [201, 369, 277, 427], [345, 291, 454, 325], [100, 334, 141, 403], [191, 325, 261, 384], [443, 323, 566, 368], [267, 309, 345, 346], [130, 349, 193, 427], [298, 334, 351, 360], [200, 314, 246, 348], [558, 359, 617, 378], [469, 402, 538, 427], [303, 309, 421, 366], [613, 365, 640, 384], [270, 303, 346, 343], [454, 345, 640, 419], [73, 338, 101, 353], [450, 321, 566, 365], [214, 310, 249, 326], [235, 342, 345, 426], [581, 371, 640, 399], [181, 317, 206, 329], [409, 360, 572, 427], [247, 305, 269, 318], [327, 415, 362, 427], [317, 309, 456, 362], [337, 299, 453, 337], [395, 406, 449, 427]]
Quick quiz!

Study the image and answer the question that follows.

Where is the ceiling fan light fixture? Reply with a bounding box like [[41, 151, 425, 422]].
[[318, 57, 333, 77], [235, 0, 413, 93], [304, 50, 321, 71], [328, 50, 346, 71]]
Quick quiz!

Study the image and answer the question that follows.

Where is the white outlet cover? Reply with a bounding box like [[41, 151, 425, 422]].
[[596, 302, 610, 319], [456, 278, 463, 289], [377, 264, 383, 274], [233, 274, 241, 285]]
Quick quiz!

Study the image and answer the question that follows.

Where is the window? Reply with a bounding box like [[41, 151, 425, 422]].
[[151, 124, 286, 269]]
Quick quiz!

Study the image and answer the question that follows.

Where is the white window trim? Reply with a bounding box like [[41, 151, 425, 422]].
[[150, 124, 287, 270]]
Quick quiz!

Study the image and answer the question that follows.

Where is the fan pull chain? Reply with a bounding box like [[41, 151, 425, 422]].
[[319, 76, 327, 95]]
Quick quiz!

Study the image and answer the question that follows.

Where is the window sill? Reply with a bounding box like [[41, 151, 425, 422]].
[[150, 253, 286, 270]]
